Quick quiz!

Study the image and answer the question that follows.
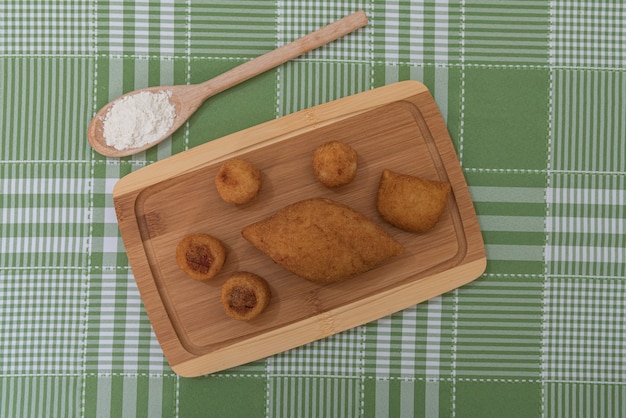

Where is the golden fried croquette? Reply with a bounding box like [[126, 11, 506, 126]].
[[312, 141, 358, 187], [215, 158, 262, 204], [221, 272, 271, 321], [175, 233, 226, 281], [242, 198, 404, 284], [376, 169, 451, 233]]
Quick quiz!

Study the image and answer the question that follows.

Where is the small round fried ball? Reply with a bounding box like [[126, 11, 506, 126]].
[[175, 233, 226, 281], [215, 158, 262, 204], [312, 141, 358, 188], [221, 272, 271, 321]]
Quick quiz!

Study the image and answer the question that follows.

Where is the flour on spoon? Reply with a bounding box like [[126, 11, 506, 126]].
[[102, 90, 176, 151]]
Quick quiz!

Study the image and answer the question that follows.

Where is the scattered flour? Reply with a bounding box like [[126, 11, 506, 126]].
[[102, 90, 176, 151]]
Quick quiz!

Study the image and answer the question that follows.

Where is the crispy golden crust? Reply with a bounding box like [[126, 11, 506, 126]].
[[242, 198, 404, 284], [376, 169, 451, 233], [215, 158, 262, 204], [221, 272, 271, 321], [175, 233, 226, 281], [312, 141, 358, 188]]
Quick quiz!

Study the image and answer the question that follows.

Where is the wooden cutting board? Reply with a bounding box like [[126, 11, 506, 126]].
[[113, 81, 486, 377]]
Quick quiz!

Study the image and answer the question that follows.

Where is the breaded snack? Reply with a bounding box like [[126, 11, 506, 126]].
[[376, 169, 451, 233], [175, 233, 226, 281], [215, 158, 262, 204], [221, 272, 271, 321], [242, 198, 404, 284], [312, 141, 358, 187]]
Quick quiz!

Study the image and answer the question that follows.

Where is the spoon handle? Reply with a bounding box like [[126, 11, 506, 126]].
[[198, 10, 368, 98]]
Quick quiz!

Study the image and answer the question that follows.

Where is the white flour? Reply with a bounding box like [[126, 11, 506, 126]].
[[102, 90, 176, 151]]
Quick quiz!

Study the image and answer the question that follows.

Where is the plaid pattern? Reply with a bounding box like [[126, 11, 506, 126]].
[[273, 327, 363, 377], [0, 1, 91, 56], [190, 0, 277, 57], [552, 1, 626, 68], [1, 1, 625, 417], [96, 1, 188, 57], [551, 70, 626, 173], [85, 270, 168, 373], [463, 1, 550, 65], [0, 58, 93, 161], [364, 297, 454, 379], [544, 278, 626, 382], [1, 163, 91, 268], [0, 269, 84, 375], [547, 173, 626, 277]]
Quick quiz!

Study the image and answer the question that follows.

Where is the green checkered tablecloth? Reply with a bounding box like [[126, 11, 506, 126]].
[[1, 1, 625, 417]]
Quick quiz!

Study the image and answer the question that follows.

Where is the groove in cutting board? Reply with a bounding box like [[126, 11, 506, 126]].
[[113, 81, 486, 376]]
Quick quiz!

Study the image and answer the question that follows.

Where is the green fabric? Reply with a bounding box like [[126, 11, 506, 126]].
[[1, 1, 625, 417]]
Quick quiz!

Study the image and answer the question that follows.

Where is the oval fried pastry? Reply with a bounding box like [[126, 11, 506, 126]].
[[241, 198, 404, 284], [376, 169, 451, 233]]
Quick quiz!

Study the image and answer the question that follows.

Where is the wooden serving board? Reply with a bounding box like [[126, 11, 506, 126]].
[[113, 81, 486, 377]]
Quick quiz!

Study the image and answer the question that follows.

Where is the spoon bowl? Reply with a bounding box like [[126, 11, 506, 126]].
[[88, 10, 368, 157], [88, 84, 203, 157]]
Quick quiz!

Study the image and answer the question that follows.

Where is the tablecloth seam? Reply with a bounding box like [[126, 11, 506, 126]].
[[540, 62, 556, 418], [9, 53, 626, 72], [79, 0, 98, 417], [450, 1, 467, 414]]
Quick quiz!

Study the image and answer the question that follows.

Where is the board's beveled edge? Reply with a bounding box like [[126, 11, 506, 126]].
[[112, 81, 428, 198], [112, 80, 486, 375], [171, 256, 487, 377]]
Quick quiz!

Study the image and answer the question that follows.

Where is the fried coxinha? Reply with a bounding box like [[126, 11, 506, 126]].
[[376, 169, 451, 233], [242, 198, 404, 284]]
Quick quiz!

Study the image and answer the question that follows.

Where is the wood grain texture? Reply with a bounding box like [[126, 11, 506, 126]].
[[113, 81, 486, 377], [88, 11, 368, 157]]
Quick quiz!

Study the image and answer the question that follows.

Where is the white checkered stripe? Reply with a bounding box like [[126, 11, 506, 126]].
[[551, 70, 626, 173], [271, 327, 362, 377], [85, 271, 167, 373], [373, 0, 432, 62], [551, 0, 626, 68], [0, 269, 84, 374], [364, 297, 452, 378], [268, 376, 361, 418], [277, 61, 370, 115], [90, 161, 147, 268], [0, 1, 90, 55], [0, 164, 91, 268], [97, 0, 187, 57], [546, 174, 626, 278], [544, 277, 626, 382], [270, 3, 373, 117], [279, 1, 369, 61]]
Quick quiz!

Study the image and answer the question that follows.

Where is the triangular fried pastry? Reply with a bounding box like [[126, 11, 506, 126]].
[[242, 198, 404, 284], [376, 169, 451, 233]]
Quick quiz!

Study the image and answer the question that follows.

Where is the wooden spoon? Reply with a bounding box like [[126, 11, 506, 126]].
[[88, 10, 368, 157]]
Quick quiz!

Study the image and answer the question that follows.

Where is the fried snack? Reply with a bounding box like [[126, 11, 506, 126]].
[[312, 141, 358, 187], [175, 233, 226, 281], [215, 158, 262, 204], [376, 169, 451, 233], [221, 272, 271, 321], [242, 198, 404, 284]]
